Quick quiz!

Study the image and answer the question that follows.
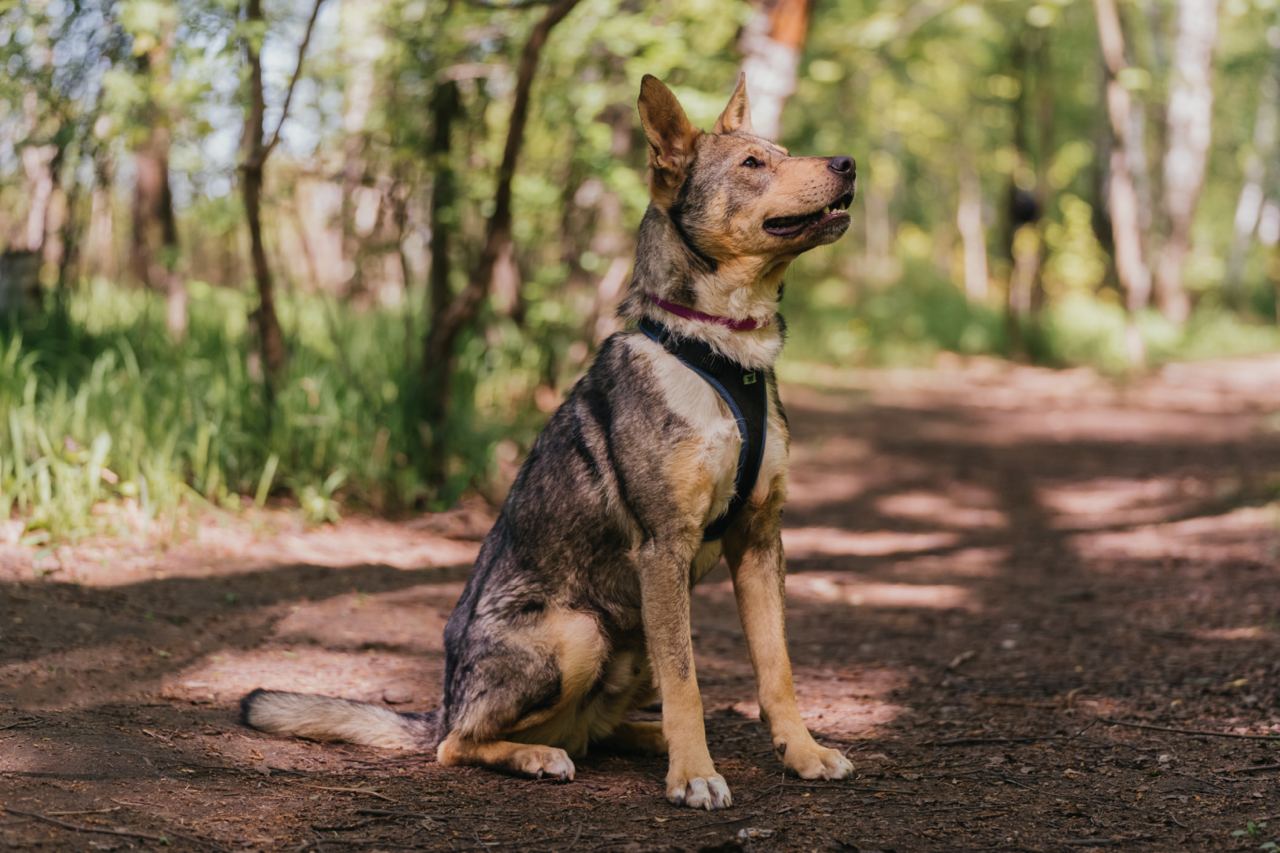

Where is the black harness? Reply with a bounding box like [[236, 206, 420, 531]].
[[638, 317, 769, 541]]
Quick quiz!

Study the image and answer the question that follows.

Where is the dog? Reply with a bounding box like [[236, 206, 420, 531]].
[[241, 73, 857, 811]]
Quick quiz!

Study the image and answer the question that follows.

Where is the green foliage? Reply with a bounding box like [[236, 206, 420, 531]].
[[0, 281, 539, 541], [3, 0, 1280, 541], [1232, 819, 1279, 851], [781, 269, 1280, 373]]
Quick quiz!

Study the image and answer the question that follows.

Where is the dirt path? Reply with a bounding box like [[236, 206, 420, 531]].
[[3, 357, 1279, 851]]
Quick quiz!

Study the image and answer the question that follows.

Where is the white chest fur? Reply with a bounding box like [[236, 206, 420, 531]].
[[628, 335, 788, 546]]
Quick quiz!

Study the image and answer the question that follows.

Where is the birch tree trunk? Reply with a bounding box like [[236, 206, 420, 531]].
[[1153, 0, 1220, 325], [738, 0, 813, 142], [1094, 0, 1152, 364], [956, 159, 988, 302]]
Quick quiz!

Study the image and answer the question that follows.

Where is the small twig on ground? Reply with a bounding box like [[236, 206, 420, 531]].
[[1098, 717, 1280, 741], [1066, 718, 1099, 742], [1062, 835, 1154, 847], [1213, 762, 1280, 774], [978, 697, 1062, 709], [676, 814, 755, 832], [986, 770, 1035, 791], [926, 735, 1060, 747], [2, 805, 174, 846], [46, 807, 120, 817], [297, 784, 402, 803], [0, 717, 43, 733], [311, 818, 379, 832]]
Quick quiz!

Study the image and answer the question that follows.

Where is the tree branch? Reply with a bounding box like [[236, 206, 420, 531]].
[[466, 0, 554, 9], [425, 0, 582, 361], [261, 0, 326, 162]]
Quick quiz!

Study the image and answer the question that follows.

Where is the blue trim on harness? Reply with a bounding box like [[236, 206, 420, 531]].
[[638, 317, 769, 541]]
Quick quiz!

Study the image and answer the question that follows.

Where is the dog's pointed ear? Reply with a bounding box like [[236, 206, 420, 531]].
[[714, 73, 753, 135], [638, 75, 699, 201]]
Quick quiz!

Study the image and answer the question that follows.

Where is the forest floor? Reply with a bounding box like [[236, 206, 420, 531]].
[[2, 355, 1280, 852]]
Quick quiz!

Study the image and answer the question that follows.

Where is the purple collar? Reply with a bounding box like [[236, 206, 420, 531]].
[[646, 295, 770, 332]]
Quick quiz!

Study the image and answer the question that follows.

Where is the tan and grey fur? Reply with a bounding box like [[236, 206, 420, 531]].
[[242, 73, 857, 811]]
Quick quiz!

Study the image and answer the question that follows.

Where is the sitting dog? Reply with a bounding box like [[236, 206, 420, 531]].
[[242, 73, 856, 811]]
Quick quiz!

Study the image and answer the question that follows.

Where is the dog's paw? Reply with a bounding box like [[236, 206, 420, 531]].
[[513, 745, 576, 782], [779, 740, 853, 781], [666, 772, 732, 810]]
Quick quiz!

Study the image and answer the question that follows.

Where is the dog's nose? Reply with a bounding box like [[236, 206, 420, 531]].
[[827, 155, 855, 175]]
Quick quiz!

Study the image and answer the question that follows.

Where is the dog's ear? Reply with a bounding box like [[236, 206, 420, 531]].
[[713, 73, 753, 135], [638, 75, 700, 202]]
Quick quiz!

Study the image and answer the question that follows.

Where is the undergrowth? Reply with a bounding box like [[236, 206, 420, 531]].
[[0, 280, 542, 543], [3, 274, 1278, 542]]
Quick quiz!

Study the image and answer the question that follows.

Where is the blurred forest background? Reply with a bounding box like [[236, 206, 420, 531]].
[[2, 0, 1280, 541]]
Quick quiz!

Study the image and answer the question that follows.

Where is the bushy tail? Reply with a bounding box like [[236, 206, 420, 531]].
[[240, 689, 437, 750]]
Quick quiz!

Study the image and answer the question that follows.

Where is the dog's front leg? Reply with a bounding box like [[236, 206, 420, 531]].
[[726, 496, 854, 781], [638, 538, 732, 810]]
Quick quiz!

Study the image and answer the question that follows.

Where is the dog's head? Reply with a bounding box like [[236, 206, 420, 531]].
[[637, 73, 855, 264]]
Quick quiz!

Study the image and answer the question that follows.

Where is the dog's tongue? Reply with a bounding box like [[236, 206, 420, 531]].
[[763, 211, 820, 237]]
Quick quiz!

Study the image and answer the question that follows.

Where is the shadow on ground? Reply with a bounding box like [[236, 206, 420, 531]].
[[2, 357, 1279, 851]]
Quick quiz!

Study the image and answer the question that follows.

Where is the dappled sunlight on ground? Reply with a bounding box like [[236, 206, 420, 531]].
[[271, 585, 456, 655], [728, 667, 908, 742], [876, 545, 1008, 580], [166, 646, 440, 709], [0, 512, 482, 588], [1193, 625, 1276, 642], [787, 573, 978, 611], [875, 489, 1007, 530], [1073, 505, 1279, 564], [782, 526, 961, 558], [3, 356, 1280, 849]]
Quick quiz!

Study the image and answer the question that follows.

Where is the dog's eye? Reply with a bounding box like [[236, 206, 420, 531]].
[[741, 156, 764, 169]]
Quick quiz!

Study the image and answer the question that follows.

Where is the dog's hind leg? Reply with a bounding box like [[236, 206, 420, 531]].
[[439, 608, 606, 778], [597, 721, 667, 755], [436, 732, 577, 780]]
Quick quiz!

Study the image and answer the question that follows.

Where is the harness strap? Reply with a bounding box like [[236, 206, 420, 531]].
[[638, 318, 769, 541]]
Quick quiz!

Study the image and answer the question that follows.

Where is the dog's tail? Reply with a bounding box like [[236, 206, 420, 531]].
[[240, 688, 437, 750]]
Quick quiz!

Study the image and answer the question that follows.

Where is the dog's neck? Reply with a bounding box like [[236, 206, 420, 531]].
[[620, 205, 789, 370]]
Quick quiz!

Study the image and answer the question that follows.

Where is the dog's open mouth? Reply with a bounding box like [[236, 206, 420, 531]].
[[763, 191, 854, 238]]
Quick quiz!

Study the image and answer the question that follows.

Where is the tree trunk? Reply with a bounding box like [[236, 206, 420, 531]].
[[130, 23, 187, 339], [956, 159, 988, 302], [738, 0, 813, 142], [1153, 0, 1220, 325], [419, 0, 582, 487], [238, 0, 325, 388], [1094, 0, 1153, 364], [20, 142, 59, 255], [240, 0, 288, 385], [337, 0, 384, 300], [1225, 32, 1280, 306], [425, 77, 461, 405], [133, 126, 186, 339], [1004, 28, 1049, 358]]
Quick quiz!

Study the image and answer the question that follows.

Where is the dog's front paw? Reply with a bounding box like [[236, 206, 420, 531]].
[[666, 769, 732, 810], [779, 739, 853, 780]]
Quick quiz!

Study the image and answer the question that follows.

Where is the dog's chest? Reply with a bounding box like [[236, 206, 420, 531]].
[[632, 336, 787, 534]]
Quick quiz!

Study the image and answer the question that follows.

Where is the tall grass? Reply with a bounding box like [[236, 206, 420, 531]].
[[0, 280, 538, 542]]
